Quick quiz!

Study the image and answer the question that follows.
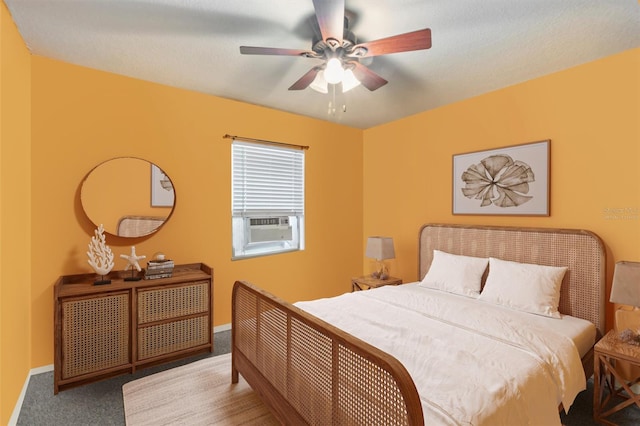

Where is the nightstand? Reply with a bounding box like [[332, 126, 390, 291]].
[[593, 329, 640, 424], [351, 275, 402, 291]]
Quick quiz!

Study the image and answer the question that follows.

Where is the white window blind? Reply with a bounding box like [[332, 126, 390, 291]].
[[232, 141, 305, 217]]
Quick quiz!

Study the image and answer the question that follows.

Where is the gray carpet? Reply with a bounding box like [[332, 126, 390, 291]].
[[560, 379, 640, 426], [17, 329, 640, 425], [17, 330, 231, 426]]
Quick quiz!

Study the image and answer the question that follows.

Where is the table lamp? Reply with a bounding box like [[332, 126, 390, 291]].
[[366, 236, 395, 280], [610, 261, 640, 333]]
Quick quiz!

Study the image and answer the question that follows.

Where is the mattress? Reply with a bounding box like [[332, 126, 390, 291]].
[[402, 282, 596, 358], [295, 283, 592, 426]]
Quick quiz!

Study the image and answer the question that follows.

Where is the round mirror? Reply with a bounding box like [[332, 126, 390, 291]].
[[81, 157, 175, 237]]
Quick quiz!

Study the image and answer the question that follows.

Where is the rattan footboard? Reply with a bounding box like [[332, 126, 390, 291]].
[[232, 281, 424, 425]]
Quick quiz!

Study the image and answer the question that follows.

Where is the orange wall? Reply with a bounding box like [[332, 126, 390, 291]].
[[0, 1, 31, 423], [363, 48, 640, 330], [30, 56, 364, 368]]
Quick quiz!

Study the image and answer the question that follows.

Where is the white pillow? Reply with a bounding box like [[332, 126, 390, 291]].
[[479, 257, 567, 318], [419, 250, 489, 298]]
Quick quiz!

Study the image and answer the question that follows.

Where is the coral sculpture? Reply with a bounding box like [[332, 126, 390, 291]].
[[87, 224, 115, 284]]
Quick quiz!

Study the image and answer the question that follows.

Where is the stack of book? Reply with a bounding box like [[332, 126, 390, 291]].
[[144, 259, 174, 280]]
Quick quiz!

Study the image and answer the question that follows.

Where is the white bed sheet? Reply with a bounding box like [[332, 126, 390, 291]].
[[295, 283, 590, 426]]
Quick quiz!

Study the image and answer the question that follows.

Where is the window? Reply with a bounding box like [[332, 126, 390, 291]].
[[231, 140, 305, 259]]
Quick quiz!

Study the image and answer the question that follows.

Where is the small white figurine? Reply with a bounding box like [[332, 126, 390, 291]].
[[87, 224, 115, 284], [120, 246, 146, 271], [120, 246, 146, 281]]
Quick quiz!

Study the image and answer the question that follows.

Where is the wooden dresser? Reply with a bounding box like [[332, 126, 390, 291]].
[[54, 263, 213, 393]]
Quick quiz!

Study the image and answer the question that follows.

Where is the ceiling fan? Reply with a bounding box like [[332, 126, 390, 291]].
[[239, 0, 432, 93]]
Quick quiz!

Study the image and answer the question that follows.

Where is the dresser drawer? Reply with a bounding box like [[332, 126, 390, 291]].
[[137, 281, 209, 324], [137, 315, 209, 360]]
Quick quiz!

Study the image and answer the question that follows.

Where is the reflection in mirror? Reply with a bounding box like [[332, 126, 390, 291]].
[[81, 157, 175, 237]]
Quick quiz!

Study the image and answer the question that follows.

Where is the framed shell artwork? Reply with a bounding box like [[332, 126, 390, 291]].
[[452, 140, 550, 216]]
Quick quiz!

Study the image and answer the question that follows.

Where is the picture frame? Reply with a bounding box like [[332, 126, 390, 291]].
[[452, 140, 550, 216], [151, 164, 175, 207]]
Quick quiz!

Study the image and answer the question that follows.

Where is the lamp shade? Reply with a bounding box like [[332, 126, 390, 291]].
[[610, 261, 640, 306], [309, 70, 328, 93], [365, 237, 395, 261], [341, 69, 361, 93]]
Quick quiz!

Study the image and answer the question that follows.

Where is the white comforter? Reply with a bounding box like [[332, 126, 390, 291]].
[[295, 284, 586, 426]]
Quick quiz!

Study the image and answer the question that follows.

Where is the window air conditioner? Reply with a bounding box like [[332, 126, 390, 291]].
[[248, 217, 293, 243]]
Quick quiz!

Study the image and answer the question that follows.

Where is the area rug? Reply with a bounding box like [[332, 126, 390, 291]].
[[122, 353, 278, 425]]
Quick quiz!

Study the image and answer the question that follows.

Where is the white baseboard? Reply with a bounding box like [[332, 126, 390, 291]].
[[9, 324, 231, 424], [9, 363, 54, 426], [214, 323, 231, 333], [29, 364, 54, 374]]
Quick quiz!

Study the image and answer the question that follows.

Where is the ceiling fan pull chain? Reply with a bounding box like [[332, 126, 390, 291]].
[[328, 85, 337, 116]]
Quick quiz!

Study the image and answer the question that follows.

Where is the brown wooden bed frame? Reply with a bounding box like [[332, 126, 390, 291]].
[[232, 224, 606, 425]]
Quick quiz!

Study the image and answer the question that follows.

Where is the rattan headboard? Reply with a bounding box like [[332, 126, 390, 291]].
[[418, 224, 606, 337], [116, 215, 165, 237]]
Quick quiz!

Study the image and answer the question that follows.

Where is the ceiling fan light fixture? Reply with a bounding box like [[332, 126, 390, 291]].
[[341, 69, 361, 93], [324, 58, 345, 84], [240, 2, 433, 95], [309, 70, 329, 93]]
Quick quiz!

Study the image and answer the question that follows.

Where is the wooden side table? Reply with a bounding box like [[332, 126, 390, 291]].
[[351, 275, 402, 291], [593, 329, 640, 425]]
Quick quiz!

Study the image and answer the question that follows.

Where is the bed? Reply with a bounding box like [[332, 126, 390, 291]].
[[231, 224, 605, 425]]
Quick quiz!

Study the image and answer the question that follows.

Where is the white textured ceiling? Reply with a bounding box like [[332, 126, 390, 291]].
[[5, 0, 640, 129]]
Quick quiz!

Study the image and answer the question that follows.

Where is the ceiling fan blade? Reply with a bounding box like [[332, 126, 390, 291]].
[[240, 46, 313, 57], [288, 67, 322, 90], [348, 28, 432, 58], [312, 0, 344, 45], [350, 62, 388, 91]]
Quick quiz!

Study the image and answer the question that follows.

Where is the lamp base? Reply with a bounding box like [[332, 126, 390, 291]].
[[371, 260, 389, 280], [615, 306, 640, 332], [614, 307, 640, 391]]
